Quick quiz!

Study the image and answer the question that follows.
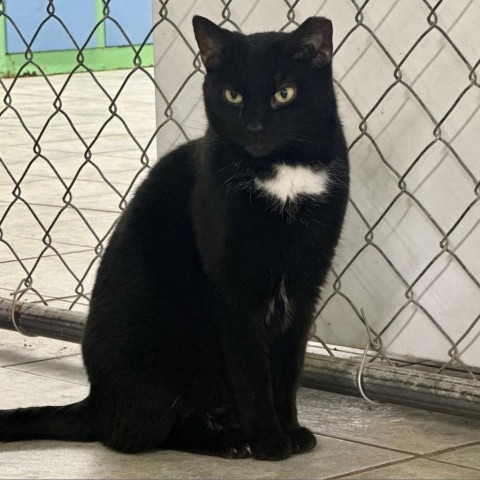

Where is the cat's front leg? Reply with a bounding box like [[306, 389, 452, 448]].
[[271, 311, 317, 454], [216, 305, 292, 461]]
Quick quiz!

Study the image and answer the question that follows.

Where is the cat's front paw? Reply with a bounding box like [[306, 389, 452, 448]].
[[216, 430, 251, 459], [250, 431, 292, 461], [288, 426, 317, 454]]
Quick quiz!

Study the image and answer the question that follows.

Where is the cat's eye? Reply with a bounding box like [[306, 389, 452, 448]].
[[273, 86, 296, 105], [224, 89, 243, 105]]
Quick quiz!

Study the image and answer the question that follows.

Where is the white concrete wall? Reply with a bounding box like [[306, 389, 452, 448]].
[[153, 1, 480, 367]]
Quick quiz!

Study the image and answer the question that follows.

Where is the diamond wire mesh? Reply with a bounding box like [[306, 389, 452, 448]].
[[0, 0, 479, 379], [309, 0, 480, 378]]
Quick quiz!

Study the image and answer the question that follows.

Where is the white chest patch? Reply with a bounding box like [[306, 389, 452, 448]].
[[254, 164, 329, 203]]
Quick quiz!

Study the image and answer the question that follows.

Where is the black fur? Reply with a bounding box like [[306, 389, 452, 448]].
[[0, 16, 349, 461]]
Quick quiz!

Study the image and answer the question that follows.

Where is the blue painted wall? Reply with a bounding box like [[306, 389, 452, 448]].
[[5, 0, 97, 53], [105, 0, 153, 47], [5, 0, 153, 54]]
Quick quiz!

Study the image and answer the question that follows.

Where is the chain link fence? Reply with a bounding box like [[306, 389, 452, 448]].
[[1, 0, 479, 402]]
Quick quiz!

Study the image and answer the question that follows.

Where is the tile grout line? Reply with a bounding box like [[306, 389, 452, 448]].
[[1, 200, 122, 214], [427, 457, 480, 473], [0, 290, 90, 305], [2, 352, 83, 368], [422, 439, 480, 457], [313, 430, 480, 458], [324, 456, 418, 480], [0, 247, 97, 265], [322, 439, 480, 479], [330, 455, 480, 480], [311, 430, 415, 455], [4, 365, 88, 387]]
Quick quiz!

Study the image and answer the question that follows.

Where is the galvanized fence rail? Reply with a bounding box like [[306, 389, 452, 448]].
[[0, 0, 479, 414]]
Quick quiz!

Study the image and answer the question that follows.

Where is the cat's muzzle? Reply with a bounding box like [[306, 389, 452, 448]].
[[246, 142, 276, 158]]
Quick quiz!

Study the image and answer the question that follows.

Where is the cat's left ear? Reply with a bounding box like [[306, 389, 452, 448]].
[[285, 17, 333, 67], [192, 16, 232, 70]]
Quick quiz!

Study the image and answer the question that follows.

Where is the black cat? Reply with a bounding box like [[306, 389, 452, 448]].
[[0, 16, 349, 461]]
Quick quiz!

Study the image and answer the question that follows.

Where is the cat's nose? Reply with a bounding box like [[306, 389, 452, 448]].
[[246, 121, 265, 135]]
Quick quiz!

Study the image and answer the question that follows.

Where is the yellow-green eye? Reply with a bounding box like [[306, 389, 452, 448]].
[[224, 89, 243, 105], [274, 86, 296, 105]]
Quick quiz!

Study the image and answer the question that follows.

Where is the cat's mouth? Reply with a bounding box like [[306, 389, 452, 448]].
[[245, 142, 276, 158]]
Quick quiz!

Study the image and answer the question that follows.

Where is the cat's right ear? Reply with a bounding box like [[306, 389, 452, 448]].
[[193, 16, 231, 71]]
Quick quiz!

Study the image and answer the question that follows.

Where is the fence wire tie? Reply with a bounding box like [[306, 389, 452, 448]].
[[9, 279, 38, 338], [357, 308, 382, 405]]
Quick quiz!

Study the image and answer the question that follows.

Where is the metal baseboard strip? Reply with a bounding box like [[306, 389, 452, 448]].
[[1, 297, 479, 419]]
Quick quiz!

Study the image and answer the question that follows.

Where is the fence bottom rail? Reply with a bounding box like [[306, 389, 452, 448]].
[[0, 297, 85, 343], [1, 297, 479, 419], [303, 354, 480, 419]]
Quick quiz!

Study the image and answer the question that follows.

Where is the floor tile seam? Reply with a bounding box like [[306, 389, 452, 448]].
[[314, 430, 480, 459], [0, 298, 89, 310], [1, 111, 108, 117], [2, 177, 137, 187], [1, 113, 155, 123], [2, 352, 83, 368], [0, 143, 40, 149], [420, 439, 480, 457], [5, 190, 124, 203], [0, 203, 123, 215], [0, 115, 110, 124], [324, 455, 418, 480], [29, 299, 90, 308], [0, 134, 151, 150], [37, 147, 151, 157], [27, 293, 90, 304], [12, 169, 142, 181], [0, 200, 125, 212], [0, 248, 97, 265], [3, 201, 122, 214], [311, 430, 415, 455], [425, 457, 480, 473], [4, 366, 88, 386], [68, 132, 152, 143], [0, 289, 91, 302], [1, 245, 96, 257], [0, 120, 102, 130]]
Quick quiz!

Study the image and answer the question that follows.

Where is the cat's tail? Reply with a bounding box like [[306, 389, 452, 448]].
[[0, 396, 102, 442]]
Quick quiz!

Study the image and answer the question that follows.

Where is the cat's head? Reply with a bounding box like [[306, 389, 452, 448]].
[[193, 16, 336, 159]]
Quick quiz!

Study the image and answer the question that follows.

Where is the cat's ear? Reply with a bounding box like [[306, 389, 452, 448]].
[[192, 16, 231, 70], [285, 17, 333, 67]]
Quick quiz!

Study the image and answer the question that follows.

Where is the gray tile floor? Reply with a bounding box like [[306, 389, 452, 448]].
[[1, 330, 480, 479], [2, 71, 480, 479], [1, 69, 156, 311]]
